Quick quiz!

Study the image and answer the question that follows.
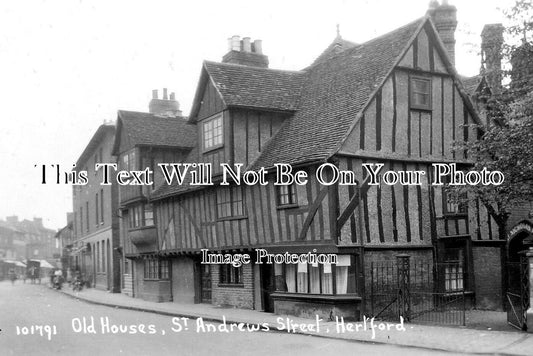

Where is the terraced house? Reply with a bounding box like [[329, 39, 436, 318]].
[[121, 2, 505, 320]]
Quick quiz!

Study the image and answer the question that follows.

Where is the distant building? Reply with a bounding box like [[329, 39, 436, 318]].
[[55, 213, 75, 276], [0, 215, 58, 279], [71, 124, 120, 292]]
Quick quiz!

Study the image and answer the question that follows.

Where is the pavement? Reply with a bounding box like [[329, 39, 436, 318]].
[[56, 284, 533, 356]]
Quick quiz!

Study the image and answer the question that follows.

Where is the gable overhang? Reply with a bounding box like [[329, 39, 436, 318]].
[[423, 17, 485, 129], [331, 16, 484, 159], [189, 62, 227, 123]]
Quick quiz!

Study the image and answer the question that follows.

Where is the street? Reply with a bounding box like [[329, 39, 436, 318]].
[[0, 281, 467, 356]]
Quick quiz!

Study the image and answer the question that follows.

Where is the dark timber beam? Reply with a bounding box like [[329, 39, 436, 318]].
[[336, 176, 372, 233], [298, 186, 329, 241]]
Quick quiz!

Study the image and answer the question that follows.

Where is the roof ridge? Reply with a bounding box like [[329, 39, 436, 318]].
[[357, 16, 426, 48], [203, 60, 305, 74]]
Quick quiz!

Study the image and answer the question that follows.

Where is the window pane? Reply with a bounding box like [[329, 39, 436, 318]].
[[297, 262, 308, 293], [322, 263, 333, 294], [286, 264, 296, 292], [309, 264, 320, 293], [336, 255, 356, 294], [204, 116, 223, 149]]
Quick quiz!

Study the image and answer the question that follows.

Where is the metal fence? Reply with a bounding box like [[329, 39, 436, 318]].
[[368, 255, 466, 326]]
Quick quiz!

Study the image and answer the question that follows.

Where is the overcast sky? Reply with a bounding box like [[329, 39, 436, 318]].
[[0, 0, 515, 230]]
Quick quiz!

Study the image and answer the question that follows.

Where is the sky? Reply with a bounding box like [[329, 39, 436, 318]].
[[0, 0, 516, 230]]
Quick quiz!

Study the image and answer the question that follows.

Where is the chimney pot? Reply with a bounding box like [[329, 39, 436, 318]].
[[170, 92, 175, 100], [163, 88, 168, 100], [231, 35, 241, 51], [243, 37, 251, 52], [152, 89, 158, 99], [253, 39, 263, 54], [227, 37, 233, 51]]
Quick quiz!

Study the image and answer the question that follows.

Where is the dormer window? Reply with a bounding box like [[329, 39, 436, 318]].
[[410, 77, 432, 110], [203, 114, 223, 151]]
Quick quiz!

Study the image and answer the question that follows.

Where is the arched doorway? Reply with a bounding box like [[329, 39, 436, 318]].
[[506, 221, 533, 330]]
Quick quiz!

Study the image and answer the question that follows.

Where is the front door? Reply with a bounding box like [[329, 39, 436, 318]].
[[261, 264, 275, 312], [200, 264, 211, 303]]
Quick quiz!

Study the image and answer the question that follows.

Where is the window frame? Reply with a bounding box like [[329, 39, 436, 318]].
[[143, 258, 170, 280], [202, 113, 224, 152], [442, 178, 468, 216], [219, 264, 244, 286], [440, 246, 467, 293], [410, 76, 432, 111], [272, 254, 358, 296], [100, 188, 104, 224], [216, 186, 245, 220], [128, 203, 155, 229], [276, 183, 298, 208], [95, 192, 99, 227]]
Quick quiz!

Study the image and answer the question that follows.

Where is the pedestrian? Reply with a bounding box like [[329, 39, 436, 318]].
[[8, 268, 16, 285]]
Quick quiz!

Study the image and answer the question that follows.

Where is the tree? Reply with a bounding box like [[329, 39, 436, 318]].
[[452, 0, 533, 239]]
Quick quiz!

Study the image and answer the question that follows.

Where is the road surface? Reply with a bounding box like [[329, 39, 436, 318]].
[[0, 281, 464, 356]]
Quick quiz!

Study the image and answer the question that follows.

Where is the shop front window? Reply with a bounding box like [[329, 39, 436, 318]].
[[274, 255, 357, 295]]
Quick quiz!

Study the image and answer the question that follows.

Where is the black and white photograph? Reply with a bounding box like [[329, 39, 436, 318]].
[[1, 0, 533, 355]]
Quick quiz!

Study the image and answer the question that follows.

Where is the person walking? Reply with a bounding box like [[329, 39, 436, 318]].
[[8, 268, 16, 285]]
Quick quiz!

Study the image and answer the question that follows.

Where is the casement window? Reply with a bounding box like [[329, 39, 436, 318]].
[[274, 255, 357, 295], [94, 153, 98, 176], [410, 77, 432, 110], [444, 191, 467, 215], [442, 247, 465, 292], [121, 149, 136, 171], [219, 265, 243, 285], [277, 183, 297, 206], [79, 207, 83, 235], [216, 186, 244, 219], [128, 203, 154, 229], [144, 259, 169, 280], [443, 181, 468, 215], [100, 188, 104, 224], [203, 114, 223, 151], [95, 193, 99, 226], [85, 201, 89, 232]]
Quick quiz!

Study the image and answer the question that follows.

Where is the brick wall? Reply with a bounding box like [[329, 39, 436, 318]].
[[211, 264, 254, 309], [472, 245, 503, 310]]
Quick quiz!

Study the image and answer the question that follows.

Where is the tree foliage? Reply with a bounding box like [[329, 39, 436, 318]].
[[452, 0, 533, 232]]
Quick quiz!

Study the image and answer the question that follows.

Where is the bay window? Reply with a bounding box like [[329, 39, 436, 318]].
[[128, 203, 155, 229]]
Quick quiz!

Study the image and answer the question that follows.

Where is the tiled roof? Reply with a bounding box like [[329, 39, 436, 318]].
[[251, 17, 425, 169], [115, 111, 197, 154], [461, 75, 483, 96], [203, 61, 306, 112], [152, 17, 426, 199], [308, 37, 358, 67]]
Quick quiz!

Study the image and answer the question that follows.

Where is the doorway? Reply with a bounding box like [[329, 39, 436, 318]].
[[199, 264, 211, 303], [260, 264, 275, 312]]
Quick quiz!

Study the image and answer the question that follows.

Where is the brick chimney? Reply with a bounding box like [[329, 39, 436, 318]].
[[149, 89, 182, 117], [222, 35, 269, 68], [481, 24, 504, 94], [427, 0, 458, 66]]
